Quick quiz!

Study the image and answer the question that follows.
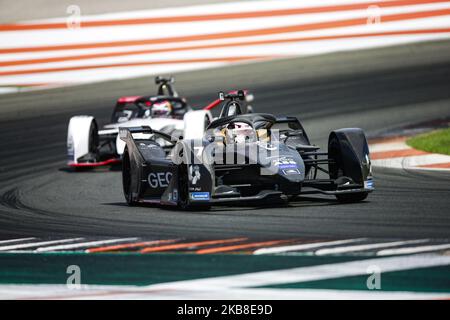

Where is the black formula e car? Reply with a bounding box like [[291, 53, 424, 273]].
[[120, 91, 373, 209]]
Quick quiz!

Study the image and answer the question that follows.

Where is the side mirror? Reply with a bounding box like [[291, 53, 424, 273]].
[[218, 91, 225, 101]]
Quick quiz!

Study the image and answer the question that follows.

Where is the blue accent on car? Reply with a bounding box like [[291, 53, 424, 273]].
[[190, 192, 210, 201], [278, 164, 297, 169]]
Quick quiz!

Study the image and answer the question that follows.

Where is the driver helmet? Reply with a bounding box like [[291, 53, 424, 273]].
[[225, 122, 256, 144], [151, 100, 173, 118]]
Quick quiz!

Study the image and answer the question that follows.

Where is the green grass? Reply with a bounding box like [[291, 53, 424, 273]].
[[407, 128, 450, 156]]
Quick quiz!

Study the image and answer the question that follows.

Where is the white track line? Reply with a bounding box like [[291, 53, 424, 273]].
[[1, 254, 449, 299], [253, 238, 367, 255], [35, 238, 139, 252], [1, 285, 448, 300], [149, 254, 450, 290], [314, 239, 429, 256], [377, 244, 450, 256], [0, 238, 84, 251], [0, 237, 36, 245], [372, 154, 450, 170]]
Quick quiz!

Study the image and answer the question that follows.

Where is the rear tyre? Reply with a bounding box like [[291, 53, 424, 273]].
[[122, 148, 136, 206], [204, 116, 210, 131], [89, 120, 99, 156], [329, 136, 368, 203], [74, 120, 99, 171]]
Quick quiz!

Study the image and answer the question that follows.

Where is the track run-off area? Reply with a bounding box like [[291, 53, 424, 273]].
[[1, 0, 450, 92]]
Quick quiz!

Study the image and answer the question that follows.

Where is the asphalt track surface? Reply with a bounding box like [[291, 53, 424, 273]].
[[0, 41, 449, 240]]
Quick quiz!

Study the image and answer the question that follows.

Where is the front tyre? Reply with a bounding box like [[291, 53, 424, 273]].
[[329, 136, 368, 203]]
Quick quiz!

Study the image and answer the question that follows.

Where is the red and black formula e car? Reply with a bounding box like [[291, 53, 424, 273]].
[[66, 76, 254, 168]]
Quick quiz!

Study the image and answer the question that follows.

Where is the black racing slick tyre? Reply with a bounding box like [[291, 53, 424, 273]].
[[74, 120, 99, 171], [122, 148, 136, 206], [89, 120, 99, 156], [329, 136, 368, 203]]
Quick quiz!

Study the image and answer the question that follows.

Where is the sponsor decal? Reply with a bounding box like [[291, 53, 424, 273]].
[[190, 192, 210, 201], [279, 163, 298, 169], [364, 178, 374, 189], [189, 165, 201, 185], [273, 157, 299, 172], [273, 157, 297, 167], [173, 189, 178, 201], [148, 172, 172, 188], [282, 168, 301, 175]]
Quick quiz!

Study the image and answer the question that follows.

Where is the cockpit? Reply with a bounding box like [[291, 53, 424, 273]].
[[207, 113, 276, 145], [224, 122, 257, 144], [111, 97, 189, 123]]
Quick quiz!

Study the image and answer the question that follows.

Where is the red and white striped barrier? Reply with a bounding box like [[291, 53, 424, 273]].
[[1, 0, 450, 93], [370, 137, 450, 170]]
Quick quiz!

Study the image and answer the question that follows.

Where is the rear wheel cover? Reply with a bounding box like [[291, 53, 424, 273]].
[[122, 149, 134, 205]]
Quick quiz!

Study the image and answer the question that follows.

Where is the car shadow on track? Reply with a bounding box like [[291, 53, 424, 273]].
[[100, 195, 355, 214], [58, 164, 122, 173]]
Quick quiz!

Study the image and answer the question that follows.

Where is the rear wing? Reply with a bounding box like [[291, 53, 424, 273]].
[[119, 126, 177, 144], [155, 76, 178, 97], [203, 89, 254, 111]]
